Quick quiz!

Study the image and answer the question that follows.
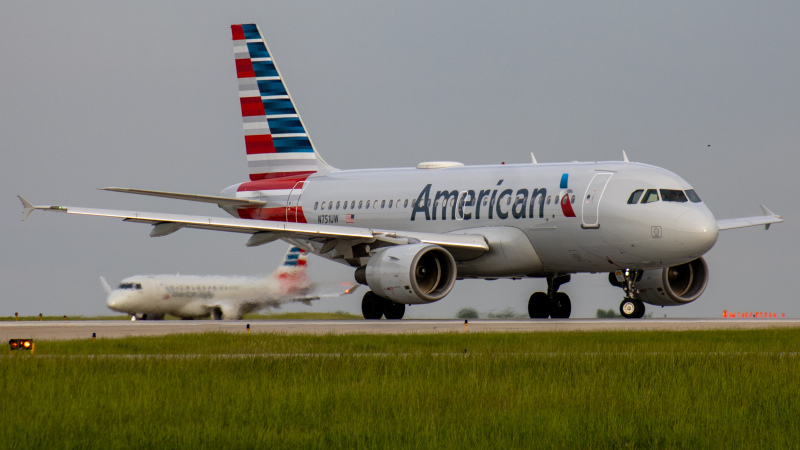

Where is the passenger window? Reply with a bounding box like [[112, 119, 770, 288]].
[[627, 190, 643, 204], [381, 200, 385, 208], [351, 201, 355, 209], [336, 201, 340, 210], [358, 200, 363, 209], [546, 196, 551, 205], [366, 200, 371, 209], [660, 189, 688, 203], [388, 200, 393, 208], [321, 202, 326, 210], [641, 189, 659, 203], [314, 202, 319, 210], [685, 189, 702, 203]]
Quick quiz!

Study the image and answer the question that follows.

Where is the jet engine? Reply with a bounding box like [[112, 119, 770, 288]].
[[635, 257, 709, 306], [354, 244, 457, 304]]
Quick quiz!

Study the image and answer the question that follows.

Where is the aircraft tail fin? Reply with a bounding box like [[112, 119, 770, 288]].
[[100, 276, 112, 295], [231, 24, 332, 181], [272, 246, 310, 294]]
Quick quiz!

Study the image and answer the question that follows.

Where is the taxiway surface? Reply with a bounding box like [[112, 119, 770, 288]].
[[2, 319, 800, 341]]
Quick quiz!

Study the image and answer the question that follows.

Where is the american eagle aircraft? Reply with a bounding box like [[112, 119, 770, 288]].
[[20, 24, 783, 320], [101, 246, 358, 320]]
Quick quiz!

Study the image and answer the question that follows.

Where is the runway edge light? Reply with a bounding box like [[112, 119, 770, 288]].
[[9, 339, 34, 353]]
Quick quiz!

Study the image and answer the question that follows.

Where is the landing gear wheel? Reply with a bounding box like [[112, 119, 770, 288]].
[[361, 291, 386, 320], [620, 299, 645, 319], [384, 301, 406, 320], [528, 292, 550, 318], [550, 292, 572, 319]]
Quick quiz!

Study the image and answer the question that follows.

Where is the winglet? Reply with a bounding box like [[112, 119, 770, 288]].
[[530, 152, 538, 164], [18, 195, 35, 221], [622, 150, 629, 163], [760, 205, 782, 230]]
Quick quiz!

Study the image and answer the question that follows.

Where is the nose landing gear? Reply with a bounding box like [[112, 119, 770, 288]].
[[612, 269, 646, 319], [528, 275, 572, 319]]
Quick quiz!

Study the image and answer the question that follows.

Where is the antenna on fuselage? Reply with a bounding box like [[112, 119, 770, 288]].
[[622, 150, 629, 163]]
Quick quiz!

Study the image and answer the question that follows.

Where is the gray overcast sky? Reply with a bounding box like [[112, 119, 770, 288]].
[[2, 2, 798, 319]]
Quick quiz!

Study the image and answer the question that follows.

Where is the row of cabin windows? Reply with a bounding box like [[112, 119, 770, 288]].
[[627, 189, 702, 205], [118, 283, 142, 290], [313, 194, 577, 212]]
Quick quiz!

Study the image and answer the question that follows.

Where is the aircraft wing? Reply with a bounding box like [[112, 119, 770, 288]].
[[716, 205, 783, 231], [19, 196, 489, 259]]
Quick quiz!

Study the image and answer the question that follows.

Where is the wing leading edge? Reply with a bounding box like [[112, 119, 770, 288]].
[[18, 196, 489, 259]]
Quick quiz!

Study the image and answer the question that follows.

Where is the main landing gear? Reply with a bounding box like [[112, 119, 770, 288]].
[[361, 291, 406, 320], [528, 275, 572, 319], [610, 270, 646, 319]]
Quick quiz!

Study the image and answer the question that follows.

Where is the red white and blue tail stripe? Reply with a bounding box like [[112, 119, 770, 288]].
[[232, 24, 328, 181]]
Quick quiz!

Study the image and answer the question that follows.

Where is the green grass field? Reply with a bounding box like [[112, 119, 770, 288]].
[[2, 330, 799, 449]]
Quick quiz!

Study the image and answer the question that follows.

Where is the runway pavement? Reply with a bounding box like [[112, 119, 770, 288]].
[[2, 318, 800, 341]]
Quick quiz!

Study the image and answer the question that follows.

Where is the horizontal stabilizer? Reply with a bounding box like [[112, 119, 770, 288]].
[[101, 187, 266, 207]]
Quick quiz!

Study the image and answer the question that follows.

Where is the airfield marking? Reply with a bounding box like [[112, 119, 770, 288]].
[[2, 319, 800, 341]]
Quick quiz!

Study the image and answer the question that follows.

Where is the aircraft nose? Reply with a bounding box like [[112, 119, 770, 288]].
[[106, 293, 128, 312], [675, 207, 718, 257]]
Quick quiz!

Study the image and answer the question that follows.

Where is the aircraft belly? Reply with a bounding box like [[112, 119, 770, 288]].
[[453, 227, 543, 277]]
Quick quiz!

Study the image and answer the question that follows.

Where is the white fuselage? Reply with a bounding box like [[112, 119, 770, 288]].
[[106, 274, 299, 319], [224, 161, 718, 277]]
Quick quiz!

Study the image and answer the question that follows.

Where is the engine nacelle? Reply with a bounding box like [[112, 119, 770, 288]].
[[354, 244, 457, 304], [635, 257, 709, 306]]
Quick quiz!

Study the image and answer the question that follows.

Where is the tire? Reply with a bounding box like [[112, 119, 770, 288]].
[[551, 292, 572, 319], [384, 301, 406, 320], [361, 291, 385, 320], [528, 292, 550, 319], [633, 299, 646, 319], [620, 299, 645, 319]]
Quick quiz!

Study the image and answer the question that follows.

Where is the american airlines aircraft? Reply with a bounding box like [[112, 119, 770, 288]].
[[20, 23, 782, 320], [101, 246, 358, 320]]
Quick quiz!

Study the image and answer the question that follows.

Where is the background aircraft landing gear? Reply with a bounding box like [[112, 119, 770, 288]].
[[620, 298, 645, 319], [528, 275, 572, 319]]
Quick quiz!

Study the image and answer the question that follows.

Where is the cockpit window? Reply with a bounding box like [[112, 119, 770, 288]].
[[627, 190, 644, 204], [660, 189, 688, 203], [641, 189, 659, 204], [685, 189, 702, 203]]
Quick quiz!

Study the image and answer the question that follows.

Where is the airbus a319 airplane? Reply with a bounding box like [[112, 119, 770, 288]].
[[20, 24, 782, 320], [101, 246, 358, 320]]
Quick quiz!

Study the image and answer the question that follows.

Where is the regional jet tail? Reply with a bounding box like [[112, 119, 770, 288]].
[[21, 23, 782, 321], [102, 246, 358, 320]]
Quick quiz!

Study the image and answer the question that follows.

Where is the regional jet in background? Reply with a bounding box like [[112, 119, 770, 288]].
[[20, 24, 782, 320], [100, 246, 358, 320]]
